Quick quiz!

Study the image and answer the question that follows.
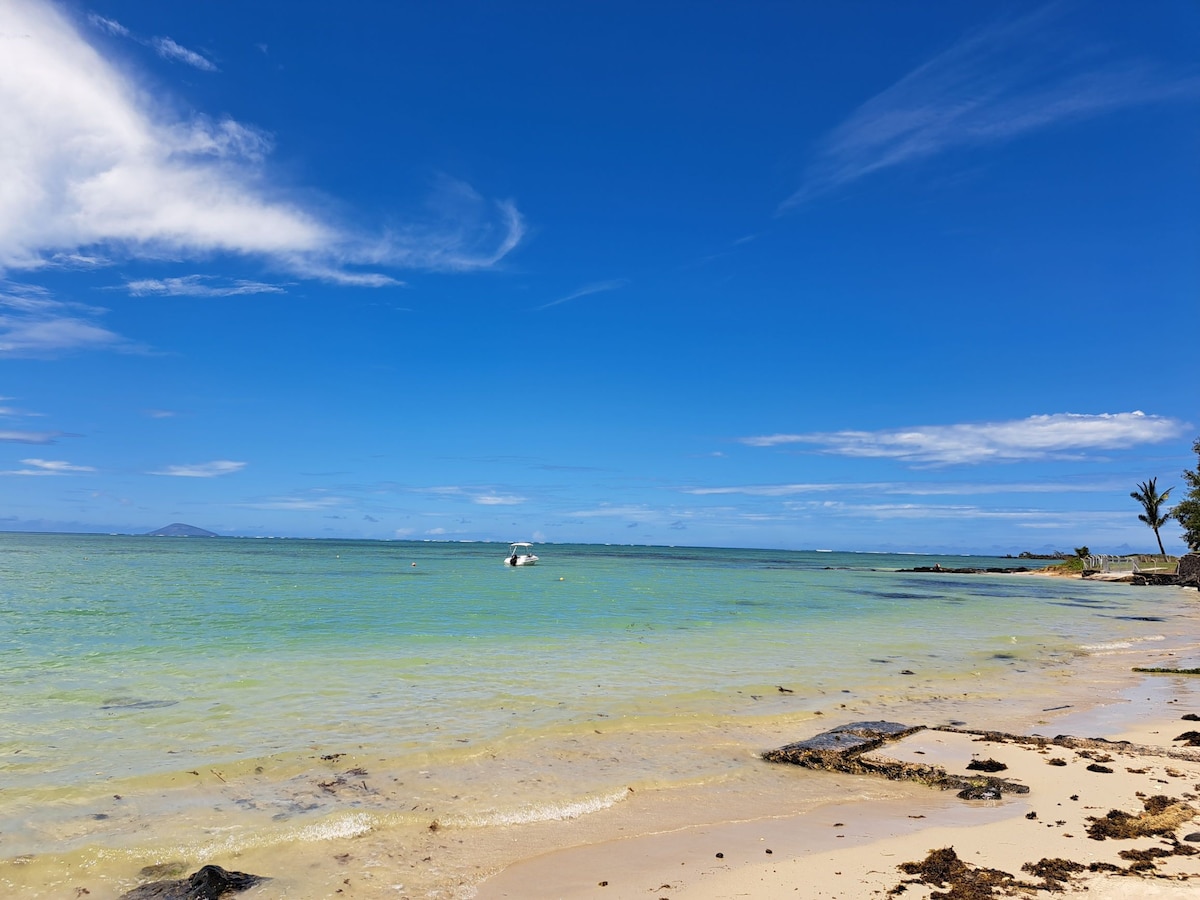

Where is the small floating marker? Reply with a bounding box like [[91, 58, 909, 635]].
[[412, 562, 417, 567], [559, 577, 564, 581]]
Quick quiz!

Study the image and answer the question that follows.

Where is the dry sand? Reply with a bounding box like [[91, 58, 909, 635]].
[[477, 677, 1200, 898]]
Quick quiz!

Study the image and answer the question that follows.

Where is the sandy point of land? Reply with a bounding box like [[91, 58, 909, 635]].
[[476, 698, 1200, 898]]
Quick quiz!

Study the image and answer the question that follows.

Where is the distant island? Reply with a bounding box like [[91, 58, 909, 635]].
[[145, 523, 219, 537]]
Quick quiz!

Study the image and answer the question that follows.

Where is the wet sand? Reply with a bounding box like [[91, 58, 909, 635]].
[[477, 639, 1200, 899]]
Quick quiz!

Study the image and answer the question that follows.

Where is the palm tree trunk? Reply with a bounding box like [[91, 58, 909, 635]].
[[1154, 528, 1166, 558]]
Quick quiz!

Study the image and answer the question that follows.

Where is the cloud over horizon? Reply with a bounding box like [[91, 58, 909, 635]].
[[740, 412, 1188, 465], [151, 460, 246, 477]]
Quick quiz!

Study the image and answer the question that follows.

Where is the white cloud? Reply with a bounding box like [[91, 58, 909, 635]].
[[86, 13, 127, 37], [740, 412, 1186, 465], [683, 480, 1125, 497], [0, 397, 45, 418], [567, 504, 655, 518], [0, 282, 133, 355], [243, 496, 344, 510], [0, 429, 66, 444], [151, 36, 217, 72], [415, 485, 528, 506], [0, 1, 523, 282], [151, 460, 245, 477], [125, 275, 288, 297], [49, 252, 110, 268], [473, 493, 526, 506], [1, 457, 95, 475], [685, 482, 877, 497], [784, 8, 1200, 207], [780, 499, 1125, 527], [88, 9, 218, 73]]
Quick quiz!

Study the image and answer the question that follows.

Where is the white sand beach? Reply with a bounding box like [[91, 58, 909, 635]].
[[477, 637, 1200, 899]]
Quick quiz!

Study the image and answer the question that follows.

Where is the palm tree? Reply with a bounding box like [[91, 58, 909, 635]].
[[1131, 478, 1173, 558]]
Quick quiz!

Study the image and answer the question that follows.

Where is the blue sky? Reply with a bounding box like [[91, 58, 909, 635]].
[[1, 0, 1197, 553]]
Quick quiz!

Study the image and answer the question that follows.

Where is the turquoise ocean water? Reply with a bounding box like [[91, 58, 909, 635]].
[[2, 533, 1198, 898]]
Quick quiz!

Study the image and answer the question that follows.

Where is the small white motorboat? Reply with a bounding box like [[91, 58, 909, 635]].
[[505, 542, 539, 566]]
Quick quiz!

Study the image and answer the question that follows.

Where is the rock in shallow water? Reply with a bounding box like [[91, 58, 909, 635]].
[[120, 864, 268, 900]]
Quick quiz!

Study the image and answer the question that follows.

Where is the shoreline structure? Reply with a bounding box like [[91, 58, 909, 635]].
[[4, 551, 1199, 899]]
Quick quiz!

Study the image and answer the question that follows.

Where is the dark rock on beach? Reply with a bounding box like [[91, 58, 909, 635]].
[[1132, 572, 1191, 586], [120, 865, 267, 899]]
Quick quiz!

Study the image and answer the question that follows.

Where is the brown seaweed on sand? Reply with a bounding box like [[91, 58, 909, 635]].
[[889, 847, 1038, 898], [888, 847, 1194, 897], [1020, 857, 1086, 889], [1085, 795, 1196, 840]]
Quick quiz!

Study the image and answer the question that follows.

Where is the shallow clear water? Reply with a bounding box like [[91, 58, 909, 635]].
[[2, 533, 1196, 898]]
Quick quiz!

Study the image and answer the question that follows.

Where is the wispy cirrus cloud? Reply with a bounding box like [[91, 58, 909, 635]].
[[151, 460, 246, 477], [566, 504, 655, 519], [472, 493, 526, 506], [740, 412, 1187, 466], [784, 7, 1200, 207], [0, 282, 135, 356], [240, 493, 345, 511], [0, 396, 45, 418], [417, 485, 527, 505], [151, 36, 217, 72], [125, 275, 288, 297], [1, 1, 523, 283], [86, 13, 128, 37], [1, 458, 95, 476], [536, 278, 629, 311], [683, 479, 1128, 497], [0, 430, 67, 444], [89, 13, 218, 71], [780, 499, 1125, 528]]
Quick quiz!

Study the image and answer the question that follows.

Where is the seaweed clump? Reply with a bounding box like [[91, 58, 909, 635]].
[[1021, 858, 1086, 890], [887, 848, 1182, 896], [1085, 795, 1196, 840], [890, 847, 1035, 898]]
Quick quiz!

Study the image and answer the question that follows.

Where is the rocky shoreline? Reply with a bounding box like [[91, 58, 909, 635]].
[[895, 553, 1200, 589]]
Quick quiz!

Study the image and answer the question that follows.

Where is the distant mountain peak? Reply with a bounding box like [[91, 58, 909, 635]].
[[145, 523, 218, 537]]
